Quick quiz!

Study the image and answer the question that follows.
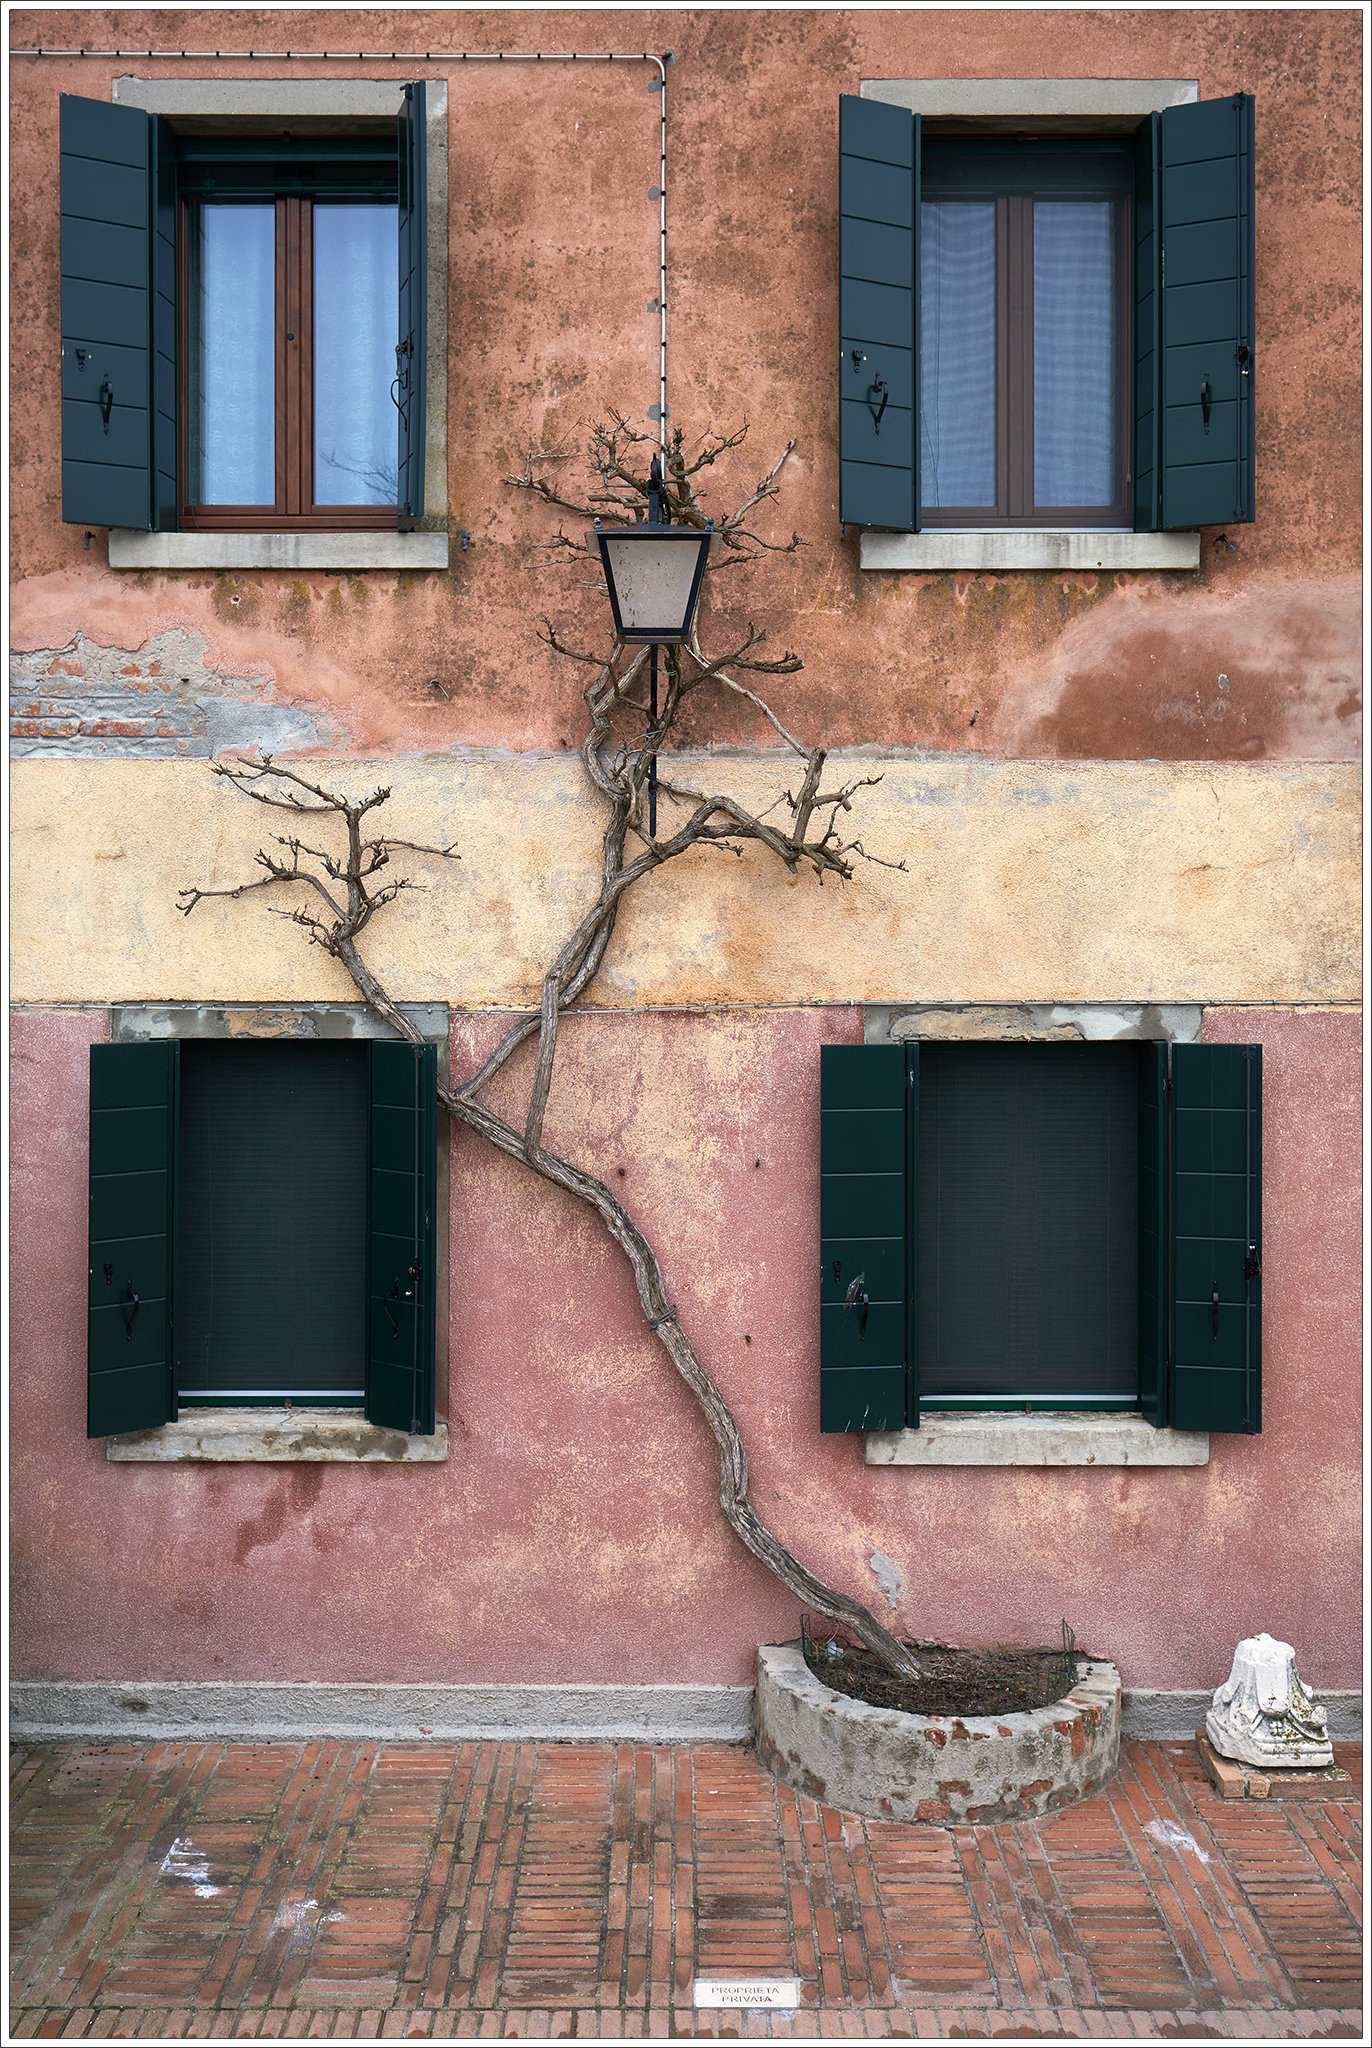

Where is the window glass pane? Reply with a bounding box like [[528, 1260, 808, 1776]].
[[1033, 198, 1120, 509], [313, 203, 399, 505], [920, 198, 997, 509], [176, 1042, 368, 1398], [188, 203, 275, 504], [917, 1043, 1140, 1400]]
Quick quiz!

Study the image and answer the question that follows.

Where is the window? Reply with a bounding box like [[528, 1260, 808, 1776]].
[[837, 86, 1255, 550], [86, 1036, 439, 1439], [818, 1038, 1262, 1437], [920, 143, 1131, 530], [181, 145, 402, 531], [57, 80, 444, 565], [916, 1043, 1139, 1405]]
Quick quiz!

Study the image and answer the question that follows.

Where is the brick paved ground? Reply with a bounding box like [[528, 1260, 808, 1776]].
[[9, 1738, 1362, 2041]]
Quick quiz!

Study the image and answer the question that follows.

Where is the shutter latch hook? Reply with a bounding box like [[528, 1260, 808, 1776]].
[[98, 377, 114, 434], [844, 1272, 871, 1340]]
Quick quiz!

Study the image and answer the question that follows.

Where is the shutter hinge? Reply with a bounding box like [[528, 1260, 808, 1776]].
[[1244, 1244, 1262, 1282]]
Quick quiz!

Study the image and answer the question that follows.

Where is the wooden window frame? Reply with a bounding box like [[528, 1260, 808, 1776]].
[[922, 144, 1133, 532], [179, 188, 399, 533]]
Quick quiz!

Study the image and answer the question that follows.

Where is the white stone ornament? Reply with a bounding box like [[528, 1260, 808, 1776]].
[[1206, 1633, 1333, 1769]]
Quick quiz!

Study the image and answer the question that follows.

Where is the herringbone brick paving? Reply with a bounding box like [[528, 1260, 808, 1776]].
[[8, 1738, 1362, 2040]]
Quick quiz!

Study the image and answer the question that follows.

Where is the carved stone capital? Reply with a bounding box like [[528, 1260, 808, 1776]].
[[1206, 1633, 1333, 1769]]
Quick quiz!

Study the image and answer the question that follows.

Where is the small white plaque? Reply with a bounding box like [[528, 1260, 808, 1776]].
[[693, 1977, 801, 2010]]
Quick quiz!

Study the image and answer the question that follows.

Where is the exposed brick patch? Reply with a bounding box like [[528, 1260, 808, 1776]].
[[8, 631, 344, 758], [7, 1739, 1361, 2034]]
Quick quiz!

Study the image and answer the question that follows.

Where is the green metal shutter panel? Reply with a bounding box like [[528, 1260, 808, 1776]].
[[1132, 118, 1162, 531], [60, 95, 159, 530], [88, 1042, 178, 1437], [838, 96, 920, 532], [1137, 1041, 1169, 1426], [1153, 94, 1256, 530], [1169, 1043, 1261, 1434], [150, 117, 178, 531], [819, 1042, 913, 1432], [365, 1040, 438, 1433], [396, 81, 428, 527]]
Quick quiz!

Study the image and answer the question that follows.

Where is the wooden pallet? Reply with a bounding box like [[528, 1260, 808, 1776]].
[[1195, 1728, 1354, 1799]]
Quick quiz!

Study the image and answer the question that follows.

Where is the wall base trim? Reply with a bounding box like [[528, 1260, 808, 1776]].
[[7, 1680, 756, 1744], [9, 1680, 1360, 1746], [1122, 1690, 1362, 1742]]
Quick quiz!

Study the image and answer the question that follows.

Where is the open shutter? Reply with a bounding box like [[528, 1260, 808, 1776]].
[[838, 96, 919, 532], [820, 1043, 913, 1432], [365, 1040, 438, 1434], [88, 1042, 178, 1437], [1136, 94, 1255, 531], [396, 81, 428, 528], [1169, 1043, 1261, 1433], [1137, 1041, 1169, 1426], [60, 95, 169, 530], [1132, 119, 1161, 533]]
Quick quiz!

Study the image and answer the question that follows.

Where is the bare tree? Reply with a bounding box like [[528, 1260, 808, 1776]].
[[181, 418, 920, 1682]]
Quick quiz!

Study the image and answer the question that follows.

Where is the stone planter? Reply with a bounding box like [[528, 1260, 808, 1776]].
[[756, 1642, 1121, 1824]]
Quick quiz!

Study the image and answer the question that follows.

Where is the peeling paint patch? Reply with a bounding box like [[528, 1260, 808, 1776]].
[[9, 629, 345, 758], [159, 1836, 222, 1896], [868, 1548, 906, 1612], [1144, 1818, 1212, 1864]]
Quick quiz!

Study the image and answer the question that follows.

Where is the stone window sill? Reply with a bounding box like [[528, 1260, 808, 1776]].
[[859, 530, 1200, 573], [108, 531, 450, 573], [865, 1411, 1209, 1467], [106, 1407, 448, 1463]]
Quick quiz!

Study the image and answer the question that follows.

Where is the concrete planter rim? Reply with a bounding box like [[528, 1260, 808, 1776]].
[[775, 1638, 1118, 1733], [756, 1641, 1122, 1825]]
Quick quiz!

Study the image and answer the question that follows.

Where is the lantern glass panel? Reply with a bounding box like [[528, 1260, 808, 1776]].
[[600, 531, 708, 640]]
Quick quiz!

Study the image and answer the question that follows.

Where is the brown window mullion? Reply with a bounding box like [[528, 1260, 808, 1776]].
[[282, 196, 309, 519], [275, 198, 291, 517], [993, 195, 1011, 522], [299, 201, 316, 516], [1005, 194, 1033, 523]]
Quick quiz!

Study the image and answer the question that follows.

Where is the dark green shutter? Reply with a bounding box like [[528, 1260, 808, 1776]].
[[1132, 118, 1161, 533], [1169, 1043, 1261, 1433], [819, 1043, 913, 1432], [1136, 95, 1255, 530], [396, 82, 428, 527], [1137, 1041, 1168, 1426], [61, 96, 175, 530], [88, 1042, 178, 1437], [838, 96, 919, 531], [365, 1040, 438, 1433]]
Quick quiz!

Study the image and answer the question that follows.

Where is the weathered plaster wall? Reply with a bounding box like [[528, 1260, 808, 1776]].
[[9, 1002, 1360, 1692], [8, 7, 1362, 761], [8, 754, 1360, 1006], [7, 9, 1362, 1699]]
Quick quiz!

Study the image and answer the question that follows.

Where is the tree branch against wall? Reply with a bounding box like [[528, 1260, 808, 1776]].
[[180, 418, 919, 1682]]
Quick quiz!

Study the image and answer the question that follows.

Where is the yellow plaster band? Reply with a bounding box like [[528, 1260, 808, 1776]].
[[9, 756, 1359, 1007]]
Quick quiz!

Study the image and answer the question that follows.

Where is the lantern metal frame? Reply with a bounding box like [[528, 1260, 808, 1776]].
[[590, 457, 714, 834]]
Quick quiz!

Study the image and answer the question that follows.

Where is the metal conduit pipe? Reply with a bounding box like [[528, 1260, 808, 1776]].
[[12, 45, 672, 451]]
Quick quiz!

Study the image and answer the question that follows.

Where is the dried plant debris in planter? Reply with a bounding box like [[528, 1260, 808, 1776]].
[[801, 1616, 1081, 1718]]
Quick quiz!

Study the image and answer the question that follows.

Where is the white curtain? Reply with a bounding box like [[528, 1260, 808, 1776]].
[[313, 204, 400, 506], [1033, 199, 1119, 509], [192, 205, 275, 504], [919, 198, 997, 509]]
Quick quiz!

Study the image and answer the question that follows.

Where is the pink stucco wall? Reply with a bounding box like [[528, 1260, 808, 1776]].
[[9, 1002, 1360, 1693]]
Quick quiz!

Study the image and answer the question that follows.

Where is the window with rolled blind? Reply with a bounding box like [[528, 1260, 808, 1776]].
[[837, 91, 1255, 536]]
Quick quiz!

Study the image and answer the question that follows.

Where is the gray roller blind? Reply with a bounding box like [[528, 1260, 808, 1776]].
[[917, 1043, 1140, 1399], [176, 1041, 369, 1398]]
